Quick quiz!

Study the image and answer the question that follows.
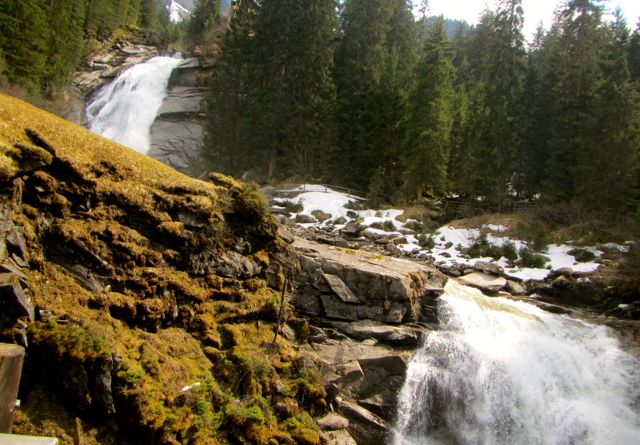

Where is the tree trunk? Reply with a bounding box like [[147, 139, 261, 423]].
[[0, 343, 25, 433]]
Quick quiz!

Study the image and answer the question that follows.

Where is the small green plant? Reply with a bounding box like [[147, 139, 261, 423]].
[[370, 220, 396, 232], [518, 247, 549, 268], [418, 233, 436, 249], [568, 247, 596, 262]]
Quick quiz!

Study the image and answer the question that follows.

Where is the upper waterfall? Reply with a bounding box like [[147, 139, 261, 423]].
[[85, 56, 182, 154], [394, 281, 640, 445]]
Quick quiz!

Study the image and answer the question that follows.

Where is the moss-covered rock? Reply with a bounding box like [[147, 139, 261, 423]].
[[0, 94, 326, 444]]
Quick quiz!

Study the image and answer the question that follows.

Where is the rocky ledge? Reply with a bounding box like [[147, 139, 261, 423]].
[[0, 94, 330, 444]]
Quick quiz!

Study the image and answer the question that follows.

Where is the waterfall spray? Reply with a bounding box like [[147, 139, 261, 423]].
[[85, 56, 182, 154], [394, 281, 640, 445]]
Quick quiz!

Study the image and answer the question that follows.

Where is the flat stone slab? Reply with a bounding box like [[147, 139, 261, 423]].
[[323, 273, 359, 303], [317, 413, 350, 430], [458, 272, 507, 293], [0, 435, 58, 445]]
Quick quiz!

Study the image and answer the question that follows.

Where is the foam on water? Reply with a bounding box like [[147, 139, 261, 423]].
[[85, 56, 181, 154], [394, 281, 640, 445]]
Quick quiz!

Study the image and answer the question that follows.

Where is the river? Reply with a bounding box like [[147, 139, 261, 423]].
[[394, 281, 640, 445]]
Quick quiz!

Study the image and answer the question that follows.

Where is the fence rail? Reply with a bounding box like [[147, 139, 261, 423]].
[[276, 183, 365, 199]]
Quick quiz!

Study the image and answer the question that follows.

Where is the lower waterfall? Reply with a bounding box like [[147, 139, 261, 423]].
[[85, 56, 182, 154], [394, 281, 640, 445]]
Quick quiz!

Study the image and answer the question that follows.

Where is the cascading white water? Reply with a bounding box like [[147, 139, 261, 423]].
[[85, 56, 182, 154], [394, 281, 640, 445]]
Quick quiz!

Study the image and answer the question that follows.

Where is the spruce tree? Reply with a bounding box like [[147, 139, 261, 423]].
[[543, 0, 606, 203], [582, 11, 640, 210], [203, 0, 258, 176], [43, 0, 86, 97], [334, 0, 416, 202], [249, 0, 338, 181], [467, 0, 526, 204], [403, 17, 455, 199], [0, 0, 49, 90]]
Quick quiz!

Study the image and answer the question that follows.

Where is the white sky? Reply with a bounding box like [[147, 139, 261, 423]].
[[420, 0, 640, 40]]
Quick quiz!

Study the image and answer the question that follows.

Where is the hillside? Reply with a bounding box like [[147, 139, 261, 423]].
[[0, 94, 325, 444]]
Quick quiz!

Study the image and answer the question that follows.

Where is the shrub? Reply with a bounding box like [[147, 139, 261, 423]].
[[518, 247, 549, 268], [568, 248, 596, 262]]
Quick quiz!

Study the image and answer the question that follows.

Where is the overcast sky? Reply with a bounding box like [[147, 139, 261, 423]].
[[420, 0, 640, 40]]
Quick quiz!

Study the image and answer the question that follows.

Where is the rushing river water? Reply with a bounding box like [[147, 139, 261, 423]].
[[394, 281, 640, 445], [85, 56, 181, 154]]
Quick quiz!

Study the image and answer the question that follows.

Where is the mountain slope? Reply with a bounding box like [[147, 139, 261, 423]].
[[0, 94, 324, 444]]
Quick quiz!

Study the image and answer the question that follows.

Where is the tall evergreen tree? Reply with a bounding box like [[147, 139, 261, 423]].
[[186, 0, 221, 48], [403, 17, 455, 198], [582, 11, 640, 210], [543, 0, 607, 203], [334, 0, 416, 202], [204, 0, 258, 175], [0, 0, 49, 90], [43, 0, 86, 97], [467, 0, 526, 204], [249, 0, 338, 181]]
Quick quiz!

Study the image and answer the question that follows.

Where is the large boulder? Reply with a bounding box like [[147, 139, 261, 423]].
[[292, 238, 446, 325]]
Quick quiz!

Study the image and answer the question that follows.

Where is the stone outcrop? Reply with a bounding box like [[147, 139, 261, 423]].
[[0, 94, 329, 444], [292, 237, 446, 328], [148, 58, 207, 176]]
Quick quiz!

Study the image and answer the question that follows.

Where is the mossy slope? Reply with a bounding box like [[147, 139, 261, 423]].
[[0, 94, 324, 444]]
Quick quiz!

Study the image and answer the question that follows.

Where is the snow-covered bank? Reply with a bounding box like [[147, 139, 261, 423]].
[[273, 184, 633, 282]]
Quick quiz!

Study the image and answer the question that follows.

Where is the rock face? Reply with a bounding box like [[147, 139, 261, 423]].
[[301, 336, 414, 445], [148, 58, 206, 176], [292, 238, 446, 327], [0, 94, 329, 444]]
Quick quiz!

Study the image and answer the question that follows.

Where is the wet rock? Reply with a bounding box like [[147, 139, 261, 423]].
[[337, 398, 389, 445], [327, 320, 422, 347], [507, 280, 526, 295], [458, 272, 507, 293]]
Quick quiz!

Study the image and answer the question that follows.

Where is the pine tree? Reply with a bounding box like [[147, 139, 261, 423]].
[[582, 11, 640, 210], [186, 0, 221, 48], [43, 0, 86, 97], [139, 0, 160, 30], [403, 17, 455, 199], [0, 0, 49, 90], [630, 21, 640, 82], [249, 0, 338, 181], [334, 0, 416, 202], [467, 0, 526, 204], [203, 0, 258, 176], [543, 0, 607, 203]]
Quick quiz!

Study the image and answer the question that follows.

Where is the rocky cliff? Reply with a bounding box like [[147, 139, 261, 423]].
[[0, 94, 325, 444], [148, 58, 207, 177]]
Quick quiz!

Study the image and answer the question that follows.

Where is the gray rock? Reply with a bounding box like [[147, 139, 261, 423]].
[[327, 320, 421, 347], [458, 272, 507, 293], [323, 273, 360, 303], [320, 430, 358, 445], [293, 238, 446, 324], [507, 280, 526, 295], [317, 413, 350, 431], [338, 399, 389, 445], [321, 295, 359, 321], [340, 220, 363, 237], [474, 261, 502, 275]]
